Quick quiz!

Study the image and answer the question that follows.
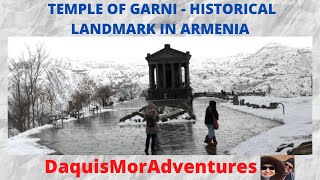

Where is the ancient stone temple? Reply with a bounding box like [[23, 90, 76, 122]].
[[146, 44, 192, 102]]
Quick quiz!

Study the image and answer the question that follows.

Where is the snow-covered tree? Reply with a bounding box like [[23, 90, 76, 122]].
[[9, 43, 50, 132]]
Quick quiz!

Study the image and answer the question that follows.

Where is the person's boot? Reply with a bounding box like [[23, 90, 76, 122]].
[[145, 149, 149, 155], [212, 136, 218, 146], [151, 148, 156, 155], [207, 138, 214, 145], [204, 135, 209, 144]]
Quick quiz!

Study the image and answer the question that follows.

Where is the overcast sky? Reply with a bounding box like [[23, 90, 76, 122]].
[[8, 37, 312, 65]]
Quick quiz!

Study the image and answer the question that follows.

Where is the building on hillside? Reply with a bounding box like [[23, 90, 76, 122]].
[[146, 44, 193, 107]]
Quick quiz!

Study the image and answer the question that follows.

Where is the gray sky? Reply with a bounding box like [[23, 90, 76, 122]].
[[9, 37, 312, 65]]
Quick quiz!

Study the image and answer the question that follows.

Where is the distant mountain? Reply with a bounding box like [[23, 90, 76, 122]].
[[191, 43, 311, 97], [47, 43, 311, 105]]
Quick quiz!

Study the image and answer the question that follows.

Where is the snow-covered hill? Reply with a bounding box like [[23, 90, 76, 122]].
[[48, 43, 311, 105], [191, 43, 312, 97]]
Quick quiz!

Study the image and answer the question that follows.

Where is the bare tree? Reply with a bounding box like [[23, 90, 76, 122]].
[[71, 90, 90, 118], [70, 78, 96, 115], [34, 86, 50, 126], [8, 43, 49, 132], [44, 73, 56, 116], [95, 85, 113, 107], [8, 61, 28, 132], [78, 77, 96, 112], [115, 78, 140, 100], [267, 84, 272, 97], [27, 44, 49, 128]]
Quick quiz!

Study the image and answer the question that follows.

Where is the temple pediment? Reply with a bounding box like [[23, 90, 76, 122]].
[[146, 44, 191, 62], [152, 50, 185, 59]]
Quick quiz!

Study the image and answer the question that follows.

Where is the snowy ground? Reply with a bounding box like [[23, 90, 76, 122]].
[[118, 105, 195, 126], [222, 96, 312, 155], [8, 124, 57, 155], [118, 112, 195, 126]]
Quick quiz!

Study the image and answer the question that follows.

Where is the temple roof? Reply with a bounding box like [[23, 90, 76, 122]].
[[146, 44, 191, 63]]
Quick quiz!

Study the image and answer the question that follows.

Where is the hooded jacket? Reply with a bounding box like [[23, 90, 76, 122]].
[[145, 102, 160, 134], [261, 156, 286, 180], [205, 101, 219, 124]]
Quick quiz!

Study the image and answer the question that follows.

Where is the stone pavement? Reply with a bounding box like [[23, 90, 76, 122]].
[[33, 98, 281, 155]]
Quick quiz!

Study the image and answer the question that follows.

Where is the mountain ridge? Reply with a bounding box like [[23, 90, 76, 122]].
[[47, 43, 312, 104]]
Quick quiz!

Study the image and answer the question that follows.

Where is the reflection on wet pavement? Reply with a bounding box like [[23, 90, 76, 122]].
[[32, 98, 281, 155]]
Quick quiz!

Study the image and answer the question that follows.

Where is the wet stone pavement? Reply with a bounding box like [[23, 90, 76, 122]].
[[32, 98, 281, 155]]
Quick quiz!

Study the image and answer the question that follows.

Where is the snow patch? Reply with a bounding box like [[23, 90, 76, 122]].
[[8, 124, 56, 155], [223, 96, 312, 155], [118, 112, 195, 126]]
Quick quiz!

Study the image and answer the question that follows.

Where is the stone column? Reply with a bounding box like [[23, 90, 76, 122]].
[[156, 64, 160, 89], [185, 62, 190, 87], [162, 63, 166, 89], [149, 65, 152, 89], [178, 63, 182, 88], [151, 65, 155, 89], [171, 63, 174, 88]]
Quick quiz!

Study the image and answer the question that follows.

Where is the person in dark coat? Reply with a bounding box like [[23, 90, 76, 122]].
[[260, 156, 286, 180], [144, 102, 160, 155], [204, 100, 219, 145], [284, 158, 295, 180]]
